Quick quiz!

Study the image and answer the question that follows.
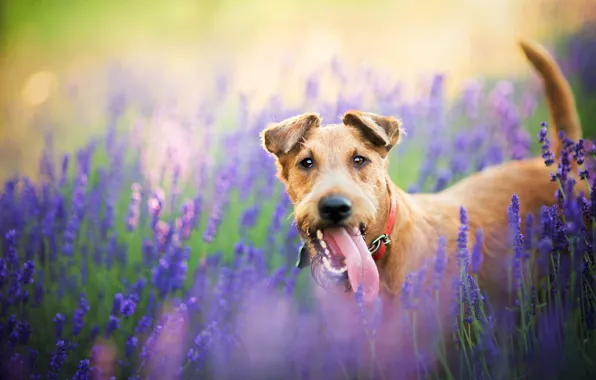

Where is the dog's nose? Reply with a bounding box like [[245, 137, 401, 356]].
[[318, 195, 352, 224]]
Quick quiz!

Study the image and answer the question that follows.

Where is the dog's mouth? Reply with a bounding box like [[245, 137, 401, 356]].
[[302, 223, 380, 303]]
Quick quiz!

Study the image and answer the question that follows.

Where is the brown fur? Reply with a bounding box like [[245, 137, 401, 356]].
[[260, 39, 583, 374]]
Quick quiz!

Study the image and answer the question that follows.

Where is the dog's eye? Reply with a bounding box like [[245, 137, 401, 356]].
[[353, 155, 367, 167], [299, 157, 314, 169]]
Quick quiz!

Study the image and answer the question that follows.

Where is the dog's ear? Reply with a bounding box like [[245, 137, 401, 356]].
[[261, 113, 321, 157], [342, 111, 402, 152]]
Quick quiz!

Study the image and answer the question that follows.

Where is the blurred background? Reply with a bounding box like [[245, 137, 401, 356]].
[[0, 0, 595, 181]]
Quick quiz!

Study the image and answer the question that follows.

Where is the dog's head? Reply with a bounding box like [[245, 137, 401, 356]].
[[261, 110, 402, 302]]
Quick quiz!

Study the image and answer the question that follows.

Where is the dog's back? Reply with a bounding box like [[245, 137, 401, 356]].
[[406, 39, 584, 307]]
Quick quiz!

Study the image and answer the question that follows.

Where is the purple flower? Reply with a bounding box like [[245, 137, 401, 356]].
[[170, 164, 182, 211], [192, 195, 203, 230], [111, 293, 124, 315], [17, 320, 31, 344], [179, 199, 195, 240], [21, 260, 35, 285], [590, 177, 596, 220], [53, 313, 66, 340], [72, 359, 92, 380], [188, 321, 219, 366], [284, 268, 299, 295], [135, 316, 153, 335], [90, 325, 99, 341], [121, 298, 137, 318], [126, 183, 142, 231], [466, 275, 484, 323], [433, 236, 447, 290], [143, 239, 155, 264], [148, 190, 165, 231], [305, 73, 319, 100], [8, 270, 22, 305], [456, 207, 470, 270], [401, 273, 415, 309], [0, 258, 6, 289], [28, 349, 38, 372], [574, 138, 586, 165], [553, 131, 573, 186], [59, 154, 69, 187], [524, 213, 534, 254], [105, 315, 120, 337], [565, 23, 596, 95], [34, 270, 44, 306], [538, 122, 555, 166], [133, 277, 146, 298], [508, 195, 524, 288], [126, 336, 138, 358], [48, 340, 68, 380], [240, 205, 260, 229], [434, 169, 452, 192], [72, 293, 90, 337], [105, 234, 118, 270], [471, 228, 484, 274], [5, 229, 18, 268], [268, 194, 291, 246], [62, 173, 88, 257]]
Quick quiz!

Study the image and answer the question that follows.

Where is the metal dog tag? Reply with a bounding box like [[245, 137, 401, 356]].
[[296, 243, 311, 269]]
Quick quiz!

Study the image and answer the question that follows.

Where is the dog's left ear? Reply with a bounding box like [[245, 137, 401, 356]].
[[342, 111, 402, 153]]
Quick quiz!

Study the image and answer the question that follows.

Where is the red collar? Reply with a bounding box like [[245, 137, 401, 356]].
[[369, 195, 396, 261]]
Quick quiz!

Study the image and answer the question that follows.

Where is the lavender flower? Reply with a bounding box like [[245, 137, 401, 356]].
[[72, 293, 90, 336], [59, 154, 69, 186], [0, 258, 6, 290], [34, 270, 43, 306], [135, 316, 153, 335], [179, 199, 195, 240], [121, 298, 137, 318], [433, 236, 447, 291], [188, 322, 218, 366], [126, 336, 138, 358], [471, 228, 484, 274], [240, 205, 260, 229], [48, 340, 67, 380], [17, 320, 31, 344], [126, 183, 142, 231], [456, 207, 470, 270], [111, 293, 124, 315], [21, 261, 35, 285], [5, 229, 18, 268], [508, 195, 524, 288], [72, 359, 92, 380], [148, 189, 165, 231], [53, 313, 66, 340], [401, 273, 415, 310], [538, 122, 555, 166], [105, 315, 120, 337], [62, 173, 88, 257]]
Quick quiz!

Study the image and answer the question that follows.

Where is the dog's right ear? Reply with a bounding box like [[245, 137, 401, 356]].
[[261, 113, 321, 157]]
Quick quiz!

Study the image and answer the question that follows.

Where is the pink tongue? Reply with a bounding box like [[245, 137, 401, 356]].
[[324, 227, 380, 303]]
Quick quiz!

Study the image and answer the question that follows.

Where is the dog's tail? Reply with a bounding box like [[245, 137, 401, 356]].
[[519, 39, 582, 158]]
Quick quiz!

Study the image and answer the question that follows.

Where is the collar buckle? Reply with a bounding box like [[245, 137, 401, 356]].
[[368, 233, 391, 254]]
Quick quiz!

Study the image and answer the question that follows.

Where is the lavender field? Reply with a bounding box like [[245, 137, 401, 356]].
[[1, 33, 596, 379]]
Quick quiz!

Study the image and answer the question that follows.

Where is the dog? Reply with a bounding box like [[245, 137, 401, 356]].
[[260, 39, 583, 375]]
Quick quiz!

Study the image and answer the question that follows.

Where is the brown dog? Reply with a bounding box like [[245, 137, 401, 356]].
[[260, 39, 582, 316]]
